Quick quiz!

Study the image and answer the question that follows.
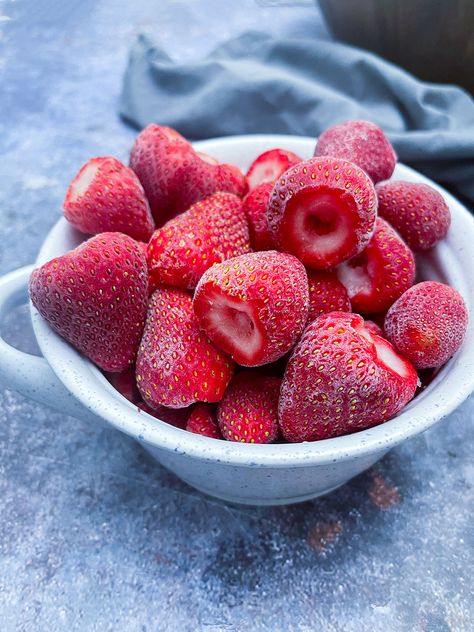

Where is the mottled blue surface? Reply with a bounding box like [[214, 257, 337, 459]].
[[0, 2, 473, 631]]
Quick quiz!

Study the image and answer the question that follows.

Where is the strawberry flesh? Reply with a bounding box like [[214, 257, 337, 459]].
[[246, 148, 302, 190]]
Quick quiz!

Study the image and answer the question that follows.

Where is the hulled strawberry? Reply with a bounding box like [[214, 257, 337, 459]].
[[136, 287, 234, 408], [337, 218, 415, 314], [376, 181, 451, 251], [63, 157, 155, 242], [242, 182, 275, 251], [279, 312, 418, 442], [193, 251, 309, 367], [384, 281, 468, 369], [147, 192, 251, 291], [246, 148, 302, 190], [268, 157, 377, 269], [314, 120, 396, 184], [307, 270, 351, 323], [29, 233, 148, 372], [138, 401, 190, 429], [186, 404, 222, 439], [129, 124, 247, 226], [105, 366, 141, 403], [217, 372, 281, 443]]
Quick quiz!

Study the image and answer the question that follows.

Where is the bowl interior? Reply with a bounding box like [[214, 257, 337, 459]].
[[30, 135, 474, 466]]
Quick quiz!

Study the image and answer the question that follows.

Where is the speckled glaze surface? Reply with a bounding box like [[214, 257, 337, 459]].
[[1, 136, 472, 505]]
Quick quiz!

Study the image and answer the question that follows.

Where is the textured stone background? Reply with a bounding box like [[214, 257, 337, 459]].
[[0, 1, 473, 631]]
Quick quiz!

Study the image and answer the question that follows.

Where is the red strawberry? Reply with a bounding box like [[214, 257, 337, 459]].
[[314, 120, 396, 184], [384, 281, 468, 369], [63, 157, 155, 242], [242, 182, 275, 251], [246, 148, 302, 190], [268, 157, 377, 270], [105, 366, 141, 403], [29, 233, 148, 372], [186, 404, 222, 439], [217, 372, 281, 443], [376, 181, 451, 251], [307, 270, 351, 323], [147, 192, 251, 291], [193, 251, 309, 367], [136, 287, 234, 408], [337, 218, 415, 314], [129, 125, 246, 226], [138, 401, 189, 429], [279, 312, 418, 442], [364, 320, 384, 337]]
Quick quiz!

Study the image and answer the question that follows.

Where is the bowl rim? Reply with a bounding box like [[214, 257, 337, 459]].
[[30, 134, 474, 467]]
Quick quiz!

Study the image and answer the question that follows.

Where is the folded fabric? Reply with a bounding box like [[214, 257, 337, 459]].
[[120, 31, 474, 204]]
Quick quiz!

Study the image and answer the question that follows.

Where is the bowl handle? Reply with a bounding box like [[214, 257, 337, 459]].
[[0, 265, 95, 420]]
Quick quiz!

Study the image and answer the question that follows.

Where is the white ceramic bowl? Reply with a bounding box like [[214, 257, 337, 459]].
[[1, 135, 474, 506]]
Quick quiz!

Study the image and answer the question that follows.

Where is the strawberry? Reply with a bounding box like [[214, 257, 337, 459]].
[[129, 124, 247, 226], [246, 148, 302, 190], [268, 157, 377, 269], [376, 181, 451, 251], [279, 312, 418, 442], [307, 270, 351, 323], [193, 251, 309, 367], [242, 182, 275, 251], [138, 401, 190, 429], [384, 281, 468, 369], [63, 157, 155, 242], [105, 367, 190, 428], [314, 120, 396, 184], [29, 233, 148, 372], [364, 320, 384, 337], [217, 372, 281, 443], [147, 192, 251, 291], [186, 404, 222, 439], [105, 366, 141, 403], [337, 218, 415, 314], [136, 287, 234, 408]]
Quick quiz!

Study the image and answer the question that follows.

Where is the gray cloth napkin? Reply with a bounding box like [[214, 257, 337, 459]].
[[120, 31, 474, 204]]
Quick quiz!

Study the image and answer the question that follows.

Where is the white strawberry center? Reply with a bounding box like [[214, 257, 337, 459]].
[[281, 187, 357, 267], [201, 292, 264, 364], [196, 151, 219, 166], [70, 161, 100, 200], [337, 253, 372, 299], [358, 324, 410, 378], [248, 158, 281, 189]]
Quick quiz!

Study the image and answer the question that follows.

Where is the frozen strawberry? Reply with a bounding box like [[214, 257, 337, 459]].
[[105, 366, 141, 403], [364, 320, 384, 337], [268, 157, 377, 269], [193, 251, 309, 367], [147, 192, 250, 291], [376, 181, 451, 251], [29, 233, 148, 372], [186, 404, 222, 439], [314, 120, 396, 184], [384, 281, 468, 369], [307, 270, 351, 323], [136, 287, 234, 409], [337, 218, 415, 314], [242, 182, 275, 251], [63, 157, 155, 242], [246, 148, 302, 190], [279, 312, 418, 442], [138, 401, 189, 429], [129, 124, 246, 226], [218, 372, 281, 443]]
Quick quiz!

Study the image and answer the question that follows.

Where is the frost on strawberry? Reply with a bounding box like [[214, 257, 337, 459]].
[[136, 287, 234, 409], [279, 312, 418, 442]]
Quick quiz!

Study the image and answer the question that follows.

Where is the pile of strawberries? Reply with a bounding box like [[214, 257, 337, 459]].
[[29, 120, 468, 444]]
